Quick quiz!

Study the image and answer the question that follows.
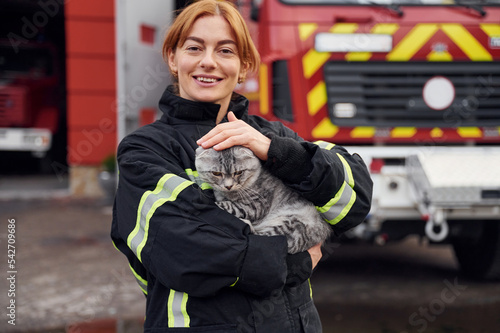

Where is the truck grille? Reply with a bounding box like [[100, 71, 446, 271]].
[[0, 87, 28, 127], [324, 62, 500, 128]]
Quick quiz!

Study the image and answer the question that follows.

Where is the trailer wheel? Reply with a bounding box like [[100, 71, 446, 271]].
[[452, 220, 500, 280]]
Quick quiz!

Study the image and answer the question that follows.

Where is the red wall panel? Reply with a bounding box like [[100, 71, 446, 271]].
[[68, 94, 116, 128], [65, 0, 116, 166], [66, 20, 115, 56], [66, 58, 116, 92], [65, 0, 114, 20], [68, 129, 116, 165]]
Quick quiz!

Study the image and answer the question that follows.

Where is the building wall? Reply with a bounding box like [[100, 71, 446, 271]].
[[65, 0, 116, 196]]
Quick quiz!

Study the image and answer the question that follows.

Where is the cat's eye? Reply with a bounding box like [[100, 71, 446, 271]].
[[212, 171, 222, 177], [234, 171, 243, 176]]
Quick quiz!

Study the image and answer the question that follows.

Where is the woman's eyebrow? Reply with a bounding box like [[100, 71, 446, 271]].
[[185, 36, 236, 46]]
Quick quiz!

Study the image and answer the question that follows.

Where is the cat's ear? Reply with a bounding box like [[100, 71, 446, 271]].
[[234, 146, 255, 158], [195, 146, 207, 157]]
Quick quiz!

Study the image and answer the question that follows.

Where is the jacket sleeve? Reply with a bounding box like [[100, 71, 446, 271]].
[[112, 134, 288, 298], [261, 122, 373, 236]]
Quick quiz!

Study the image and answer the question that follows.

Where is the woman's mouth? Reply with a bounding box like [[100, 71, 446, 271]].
[[195, 76, 221, 84]]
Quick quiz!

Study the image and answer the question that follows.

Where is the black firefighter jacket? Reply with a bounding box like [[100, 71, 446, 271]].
[[111, 86, 373, 333]]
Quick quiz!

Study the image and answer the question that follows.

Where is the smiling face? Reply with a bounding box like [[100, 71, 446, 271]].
[[168, 15, 247, 116]]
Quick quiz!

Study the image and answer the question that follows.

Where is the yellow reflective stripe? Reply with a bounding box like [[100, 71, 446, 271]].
[[299, 23, 318, 41], [371, 23, 400, 35], [312, 118, 339, 139], [111, 240, 120, 252], [303, 49, 330, 79], [259, 64, 269, 115], [127, 174, 192, 262], [337, 153, 354, 188], [168, 290, 190, 328], [441, 24, 492, 61], [317, 152, 356, 225], [128, 264, 148, 295], [387, 23, 438, 61], [330, 23, 358, 33], [329, 188, 356, 225], [351, 126, 375, 138], [330, 23, 359, 62], [317, 182, 347, 214], [457, 127, 482, 138], [391, 127, 417, 138], [431, 128, 444, 138], [317, 181, 357, 225], [346, 52, 372, 61], [427, 50, 453, 61], [303, 23, 358, 79], [186, 168, 212, 190], [480, 23, 500, 37], [230, 277, 239, 287], [308, 279, 313, 299], [314, 140, 336, 150], [184, 168, 198, 182], [307, 81, 327, 116], [200, 183, 212, 190]]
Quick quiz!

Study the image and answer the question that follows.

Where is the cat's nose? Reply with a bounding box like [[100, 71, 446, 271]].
[[225, 185, 233, 190]]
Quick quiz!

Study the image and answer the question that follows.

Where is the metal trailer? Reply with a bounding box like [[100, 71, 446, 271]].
[[349, 146, 500, 279]]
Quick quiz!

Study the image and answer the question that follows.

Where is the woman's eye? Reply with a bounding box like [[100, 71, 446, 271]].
[[186, 46, 201, 52], [212, 172, 222, 177], [220, 48, 235, 55]]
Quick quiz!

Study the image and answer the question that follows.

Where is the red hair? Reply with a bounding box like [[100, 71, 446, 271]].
[[162, 0, 260, 77]]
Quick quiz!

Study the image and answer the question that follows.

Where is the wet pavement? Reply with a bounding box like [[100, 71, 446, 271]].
[[0, 198, 145, 333], [312, 239, 500, 332], [0, 196, 499, 333]]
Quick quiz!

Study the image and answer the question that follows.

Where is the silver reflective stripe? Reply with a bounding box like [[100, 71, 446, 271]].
[[314, 144, 357, 225], [168, 289, 190, 327], [186, 168, 212, 190], [128, 264, 148, 295], [127, 174, 192, 262], [314, 140, 336, 150], [318, 182, 356, 225], [184, 168, 197, 182]]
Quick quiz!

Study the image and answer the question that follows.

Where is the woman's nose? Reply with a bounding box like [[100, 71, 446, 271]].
[[200, 50, 217, 69]]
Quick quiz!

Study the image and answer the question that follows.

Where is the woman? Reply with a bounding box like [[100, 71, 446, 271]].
[[111, 1, 372, 332]]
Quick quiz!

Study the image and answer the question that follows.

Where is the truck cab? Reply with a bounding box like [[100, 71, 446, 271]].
[[0, 40, 65, 171], [246, 0, 500, 279]]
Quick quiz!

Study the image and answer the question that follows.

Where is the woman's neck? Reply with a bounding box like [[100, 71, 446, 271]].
[[215, 101, 230, 124]]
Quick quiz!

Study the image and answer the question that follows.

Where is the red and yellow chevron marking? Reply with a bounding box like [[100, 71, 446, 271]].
[[311, 126, 500, 143], [298, 22, 500, 142]]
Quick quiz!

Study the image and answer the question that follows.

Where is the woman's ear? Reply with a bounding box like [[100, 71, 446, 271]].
[[167, 48, 178, 77], [239, 62, 250, 83]]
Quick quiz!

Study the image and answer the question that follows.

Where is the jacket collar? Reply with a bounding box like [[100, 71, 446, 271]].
[[159, 85, 249, 124]]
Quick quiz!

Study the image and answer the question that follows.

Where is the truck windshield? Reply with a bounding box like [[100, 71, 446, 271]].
[[281, 0, 500, 4], [0, 44, 54, 78]]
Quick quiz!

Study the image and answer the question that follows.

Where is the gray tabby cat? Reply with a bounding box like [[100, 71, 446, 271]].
[[195, 145, 332, 254]]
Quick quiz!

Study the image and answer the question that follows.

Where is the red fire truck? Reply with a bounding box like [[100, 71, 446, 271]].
[[0, 40, 65, 172], [242, 0, 500, 279]]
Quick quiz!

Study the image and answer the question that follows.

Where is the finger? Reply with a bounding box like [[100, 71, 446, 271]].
[[199, 127, 243, 149], [197, 125, 225, 146], [227, 111, 238, 122], [197, 114, 240, 145]]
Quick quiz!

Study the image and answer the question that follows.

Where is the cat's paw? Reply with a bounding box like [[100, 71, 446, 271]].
[[240, 219, 255, 232], [216, 201, 231, 211]]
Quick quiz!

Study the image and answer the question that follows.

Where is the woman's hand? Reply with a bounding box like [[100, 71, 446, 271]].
[[197, 112, 271, 161], [307, 243, 323, 270]]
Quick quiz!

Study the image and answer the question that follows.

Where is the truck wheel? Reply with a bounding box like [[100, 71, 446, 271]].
[[452, 220, 500, 280]]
